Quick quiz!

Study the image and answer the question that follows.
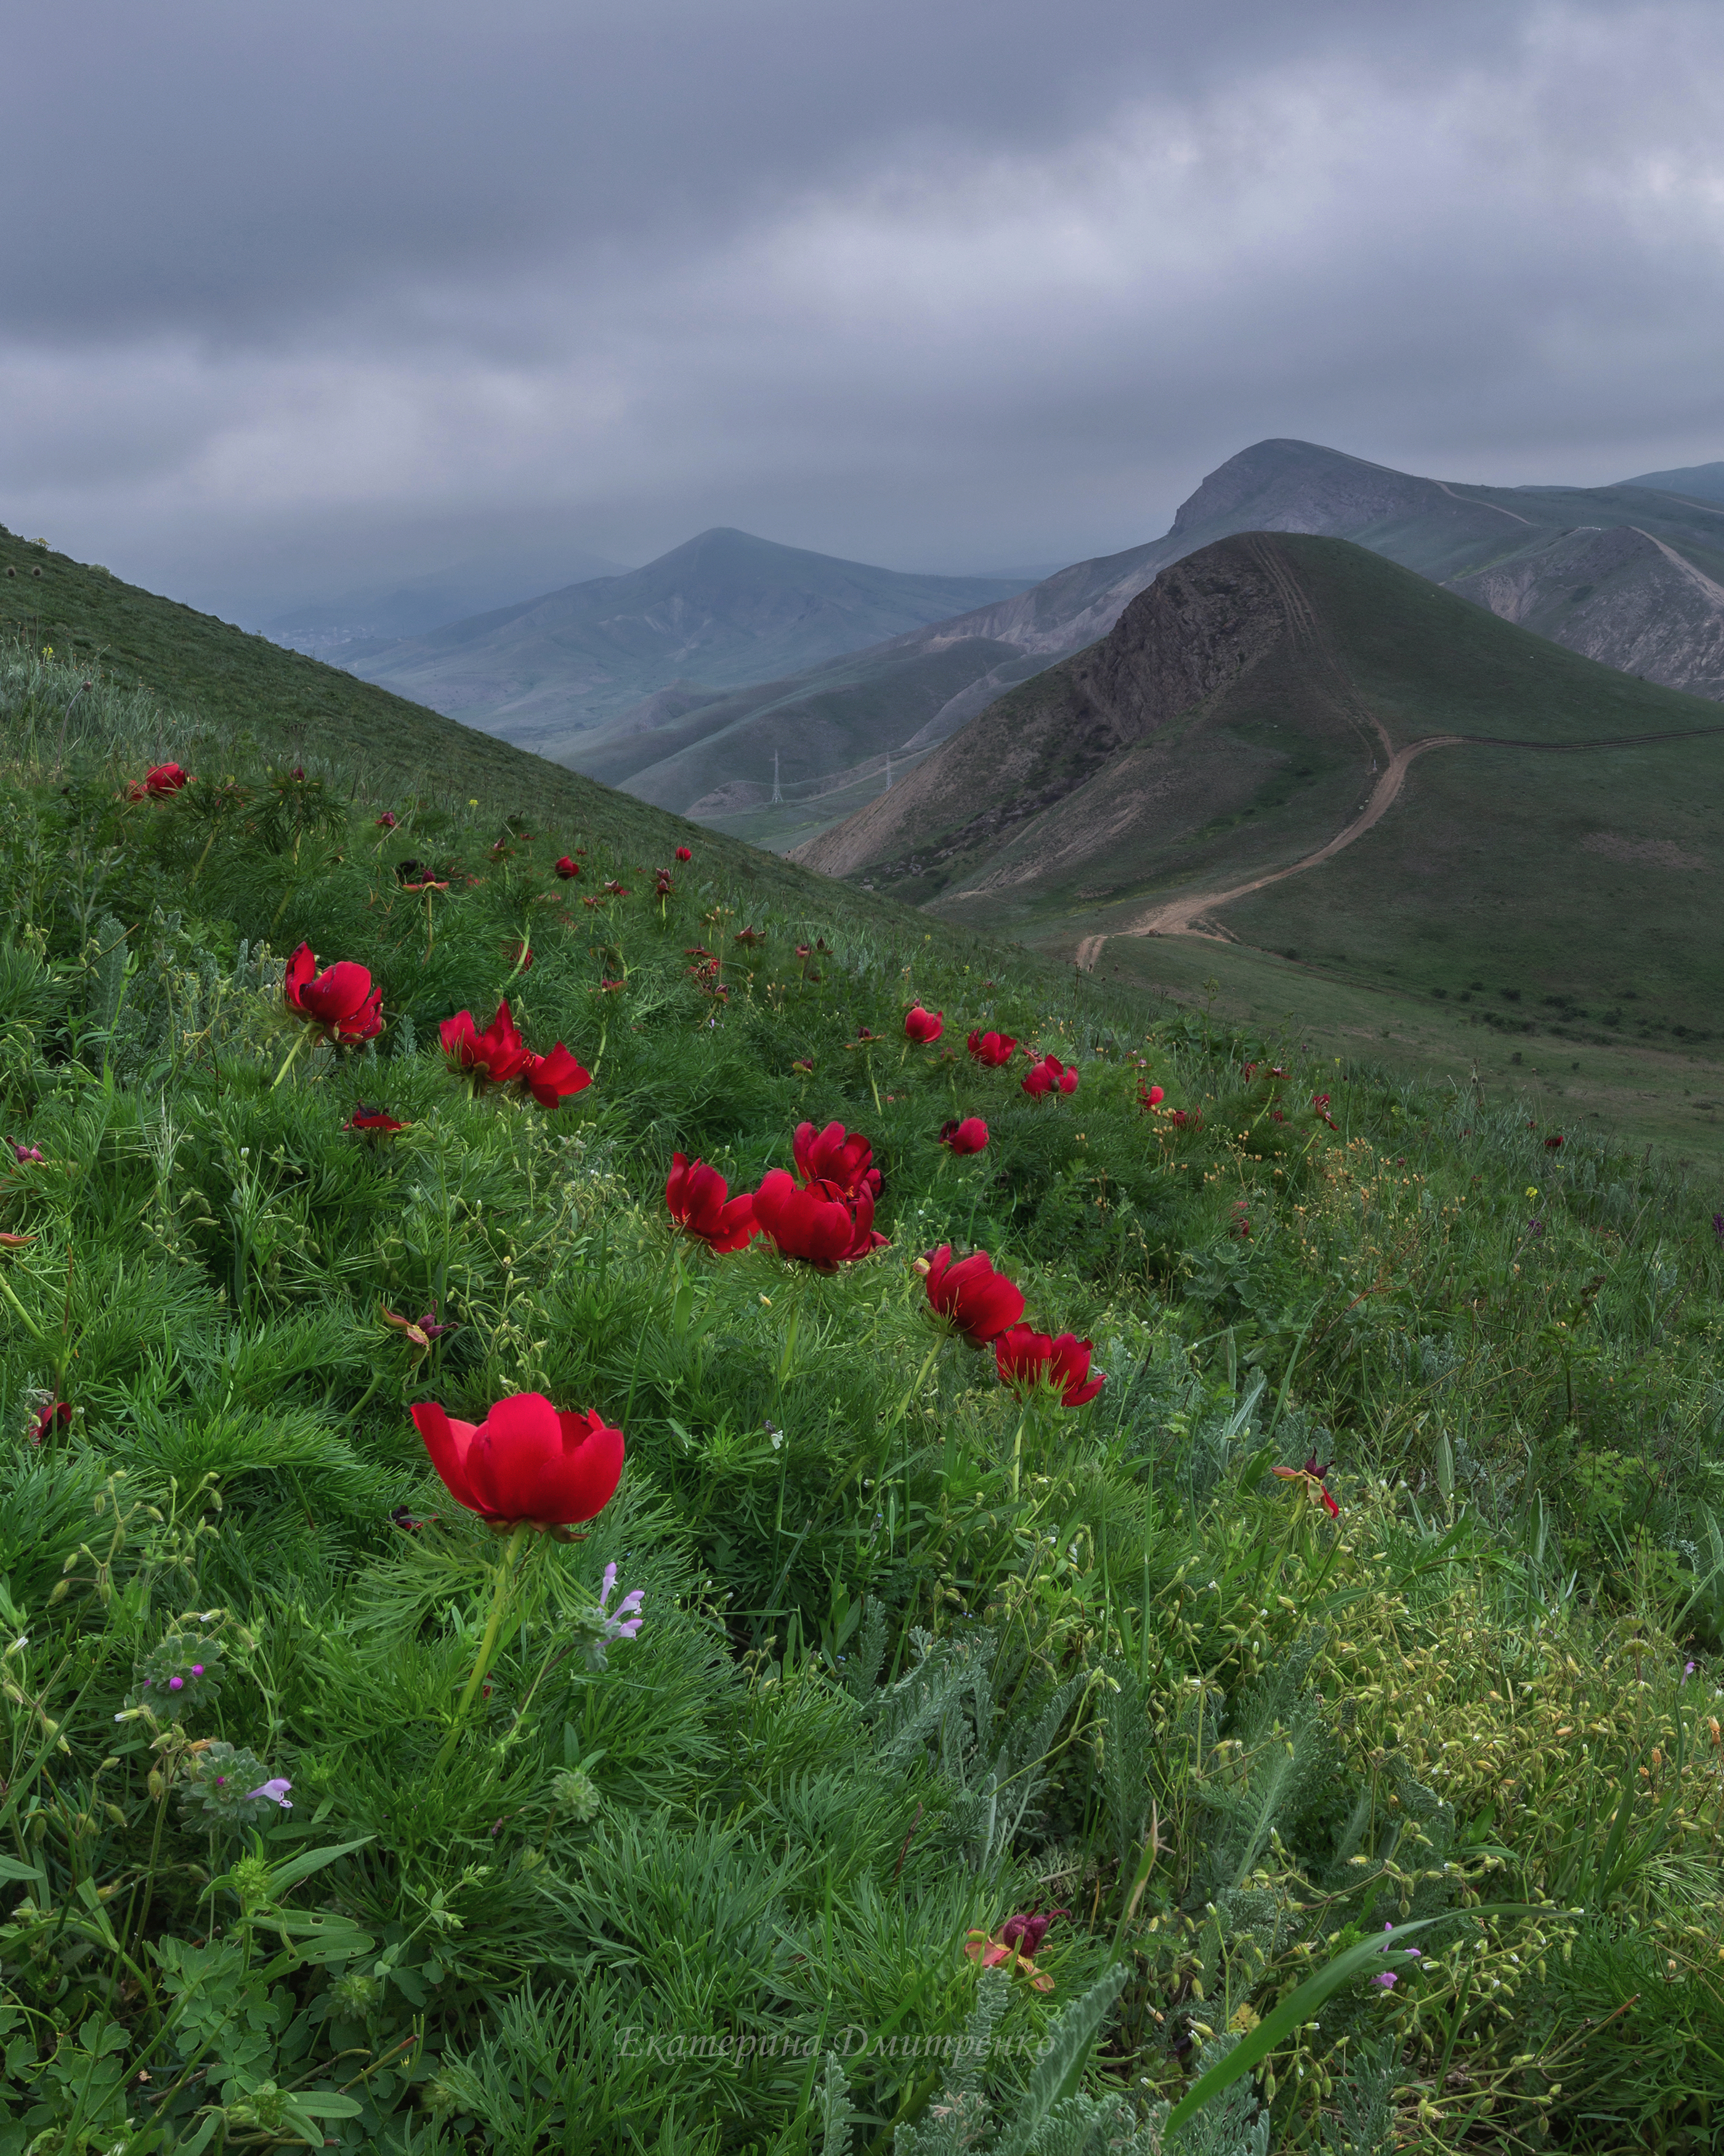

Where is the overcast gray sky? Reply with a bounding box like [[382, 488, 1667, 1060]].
[[6, 0, 1724, 620]]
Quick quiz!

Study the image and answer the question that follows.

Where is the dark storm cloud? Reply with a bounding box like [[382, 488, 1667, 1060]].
[[4, 1, 1723, 618]]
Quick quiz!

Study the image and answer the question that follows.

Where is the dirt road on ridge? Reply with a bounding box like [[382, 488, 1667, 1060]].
[[1073, 718, 1724, 973], [1072, 734, 1465, 971]]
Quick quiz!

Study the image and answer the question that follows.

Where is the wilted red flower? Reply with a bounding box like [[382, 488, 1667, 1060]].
[[283, 943, 383, 1042], [734, 926, 764, 947], [939, 1116, 988, 1155], [666, 1153, 759, 1252], [9, 1138, 45, 1164], [30, 1400, 72, 1444], [520, 1043, 592, 1108], [1021, 1054, 1078, 1098], [503, 940, 534, 972], [904, 1005, 944, 1044], [795, 942, 812, 961], [383, 1305, 455, 1352], [375, 811, 399, 830], [345, 1103, 409, 1135], [411, 1392, 624, 1530], [676, 845, 692, 862], [441, 1000, 530, 1082], [605, 880, 629, 897], [1273, 1451, 1340, 1518], [1544, 1133, 1565, 1150], [1311, 1093, 1340, 1131], [130, 762, 191, 800], [918, 1244, 1024, 1346], [965, 1905, 1069, 1990], [994, 1326, 1105, 1407], [967, 1029, 1017, 1068], [554, 856, 582, 879], [793, 1120, 881, 1201], [753, 1169, 888, 1269], [1169, 1107, 1203, 1132], [654, 871, 674, 896]]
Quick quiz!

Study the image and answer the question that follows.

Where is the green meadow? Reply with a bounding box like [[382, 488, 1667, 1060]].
[[0, 596, 1722, 2154]]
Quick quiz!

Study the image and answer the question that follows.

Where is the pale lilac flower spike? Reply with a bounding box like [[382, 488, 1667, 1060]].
[[1371, 1972, 1397, 1988], [246, 1777, 293, 1809], [598, 1564, 644, 1635]]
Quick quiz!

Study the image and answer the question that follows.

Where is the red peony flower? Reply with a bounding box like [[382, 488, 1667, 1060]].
[[666, 1153, 759, 1252], [554, 856, 582, 880], [793, 1120, 881, 1201], [1544, 1133, 1564, 1150], [345, 1103, 409, 1134], [441, 1000, 530, 1082], [676, 845, 692, 862], [939, 1116, 988, 1155], [993, 1326, 1106, 1407], [283, 943, 383, 1042], [752, 1168, 888, 1269], [30, 1399, 72, 1444], [904, 1004, 944, 1044], [966, 1029, 1017, 1068], [519, 1043, 592, 1108], [918, 1244, 1024, 1346], [138, 762, 191, 798], [1137, 1082, 1165, 1110], [1021, 1054, 1078, 1098], [411, 1392, 624, 1529]]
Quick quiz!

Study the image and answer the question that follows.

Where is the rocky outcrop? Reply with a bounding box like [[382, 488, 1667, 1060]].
[[795, 536, 1295, 879]]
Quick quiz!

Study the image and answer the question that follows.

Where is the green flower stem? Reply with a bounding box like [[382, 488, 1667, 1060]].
[[269, 1025, 310, 1092], [436, 1523, 530, 1771], [0, 1269, 45, 1343]]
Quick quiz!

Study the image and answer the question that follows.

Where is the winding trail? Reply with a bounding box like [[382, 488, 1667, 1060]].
[[1074, 721, 1724, 973]]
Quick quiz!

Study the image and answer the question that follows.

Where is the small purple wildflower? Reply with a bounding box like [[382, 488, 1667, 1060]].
[[9, 1140, 44, 1164], [1684, 1660, 1696, 1682], [191, 1663, 204, 1676], [1528, 1217, 1544, 1238], [168, 1676, 184, 1691], [578, 1563, 645, 1671], [245, 1777, 293, 1809], [1371, 1972, 1397, 1988]]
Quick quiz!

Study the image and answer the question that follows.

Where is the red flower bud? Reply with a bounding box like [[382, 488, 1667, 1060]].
[[411, 1393, 623, 1528], [676, 845, 692, 862], [519, 1043, 592, 1108], [752, 1169, 888, 1269], [793, 1121, 881, 1202], [966, 1029, 1017, 1068], [554, 856, 582, 880], [993, 1326, 1105, 1408], [939, 1116, 988, 1155], [283, 943, 382, 1042], [440, 999, 530, 1082], [920, 1244, 1023, 1346], [666, 1153, 759, 1252], [904, 1004, 944, 1044]]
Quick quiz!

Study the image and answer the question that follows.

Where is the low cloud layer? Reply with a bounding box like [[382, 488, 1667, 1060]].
[[5, 1, 1723, 620]]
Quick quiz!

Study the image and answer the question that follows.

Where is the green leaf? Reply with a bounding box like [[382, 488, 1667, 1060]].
[[265, 1833, 374, 1895], [1165, 1904, 1540, 2134], [286, 2091, 366, 2118], [0, 1857, 44, 1884], [996, 1960, 1130, 2156]]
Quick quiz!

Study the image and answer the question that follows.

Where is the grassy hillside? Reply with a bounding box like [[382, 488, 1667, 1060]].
[[2, 594, 1723, 2151], [0, 525, 915, 920]]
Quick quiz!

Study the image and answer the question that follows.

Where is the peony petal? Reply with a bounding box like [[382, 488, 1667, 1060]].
[[465, 1392, 567, 1522], [411, 1401, 485, 1514]]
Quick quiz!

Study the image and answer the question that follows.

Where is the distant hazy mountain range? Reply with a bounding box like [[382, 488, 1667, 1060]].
[[334, 439, 1724, 848], [264, 543, 633, 658], [342, 530, 1037, 748]]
